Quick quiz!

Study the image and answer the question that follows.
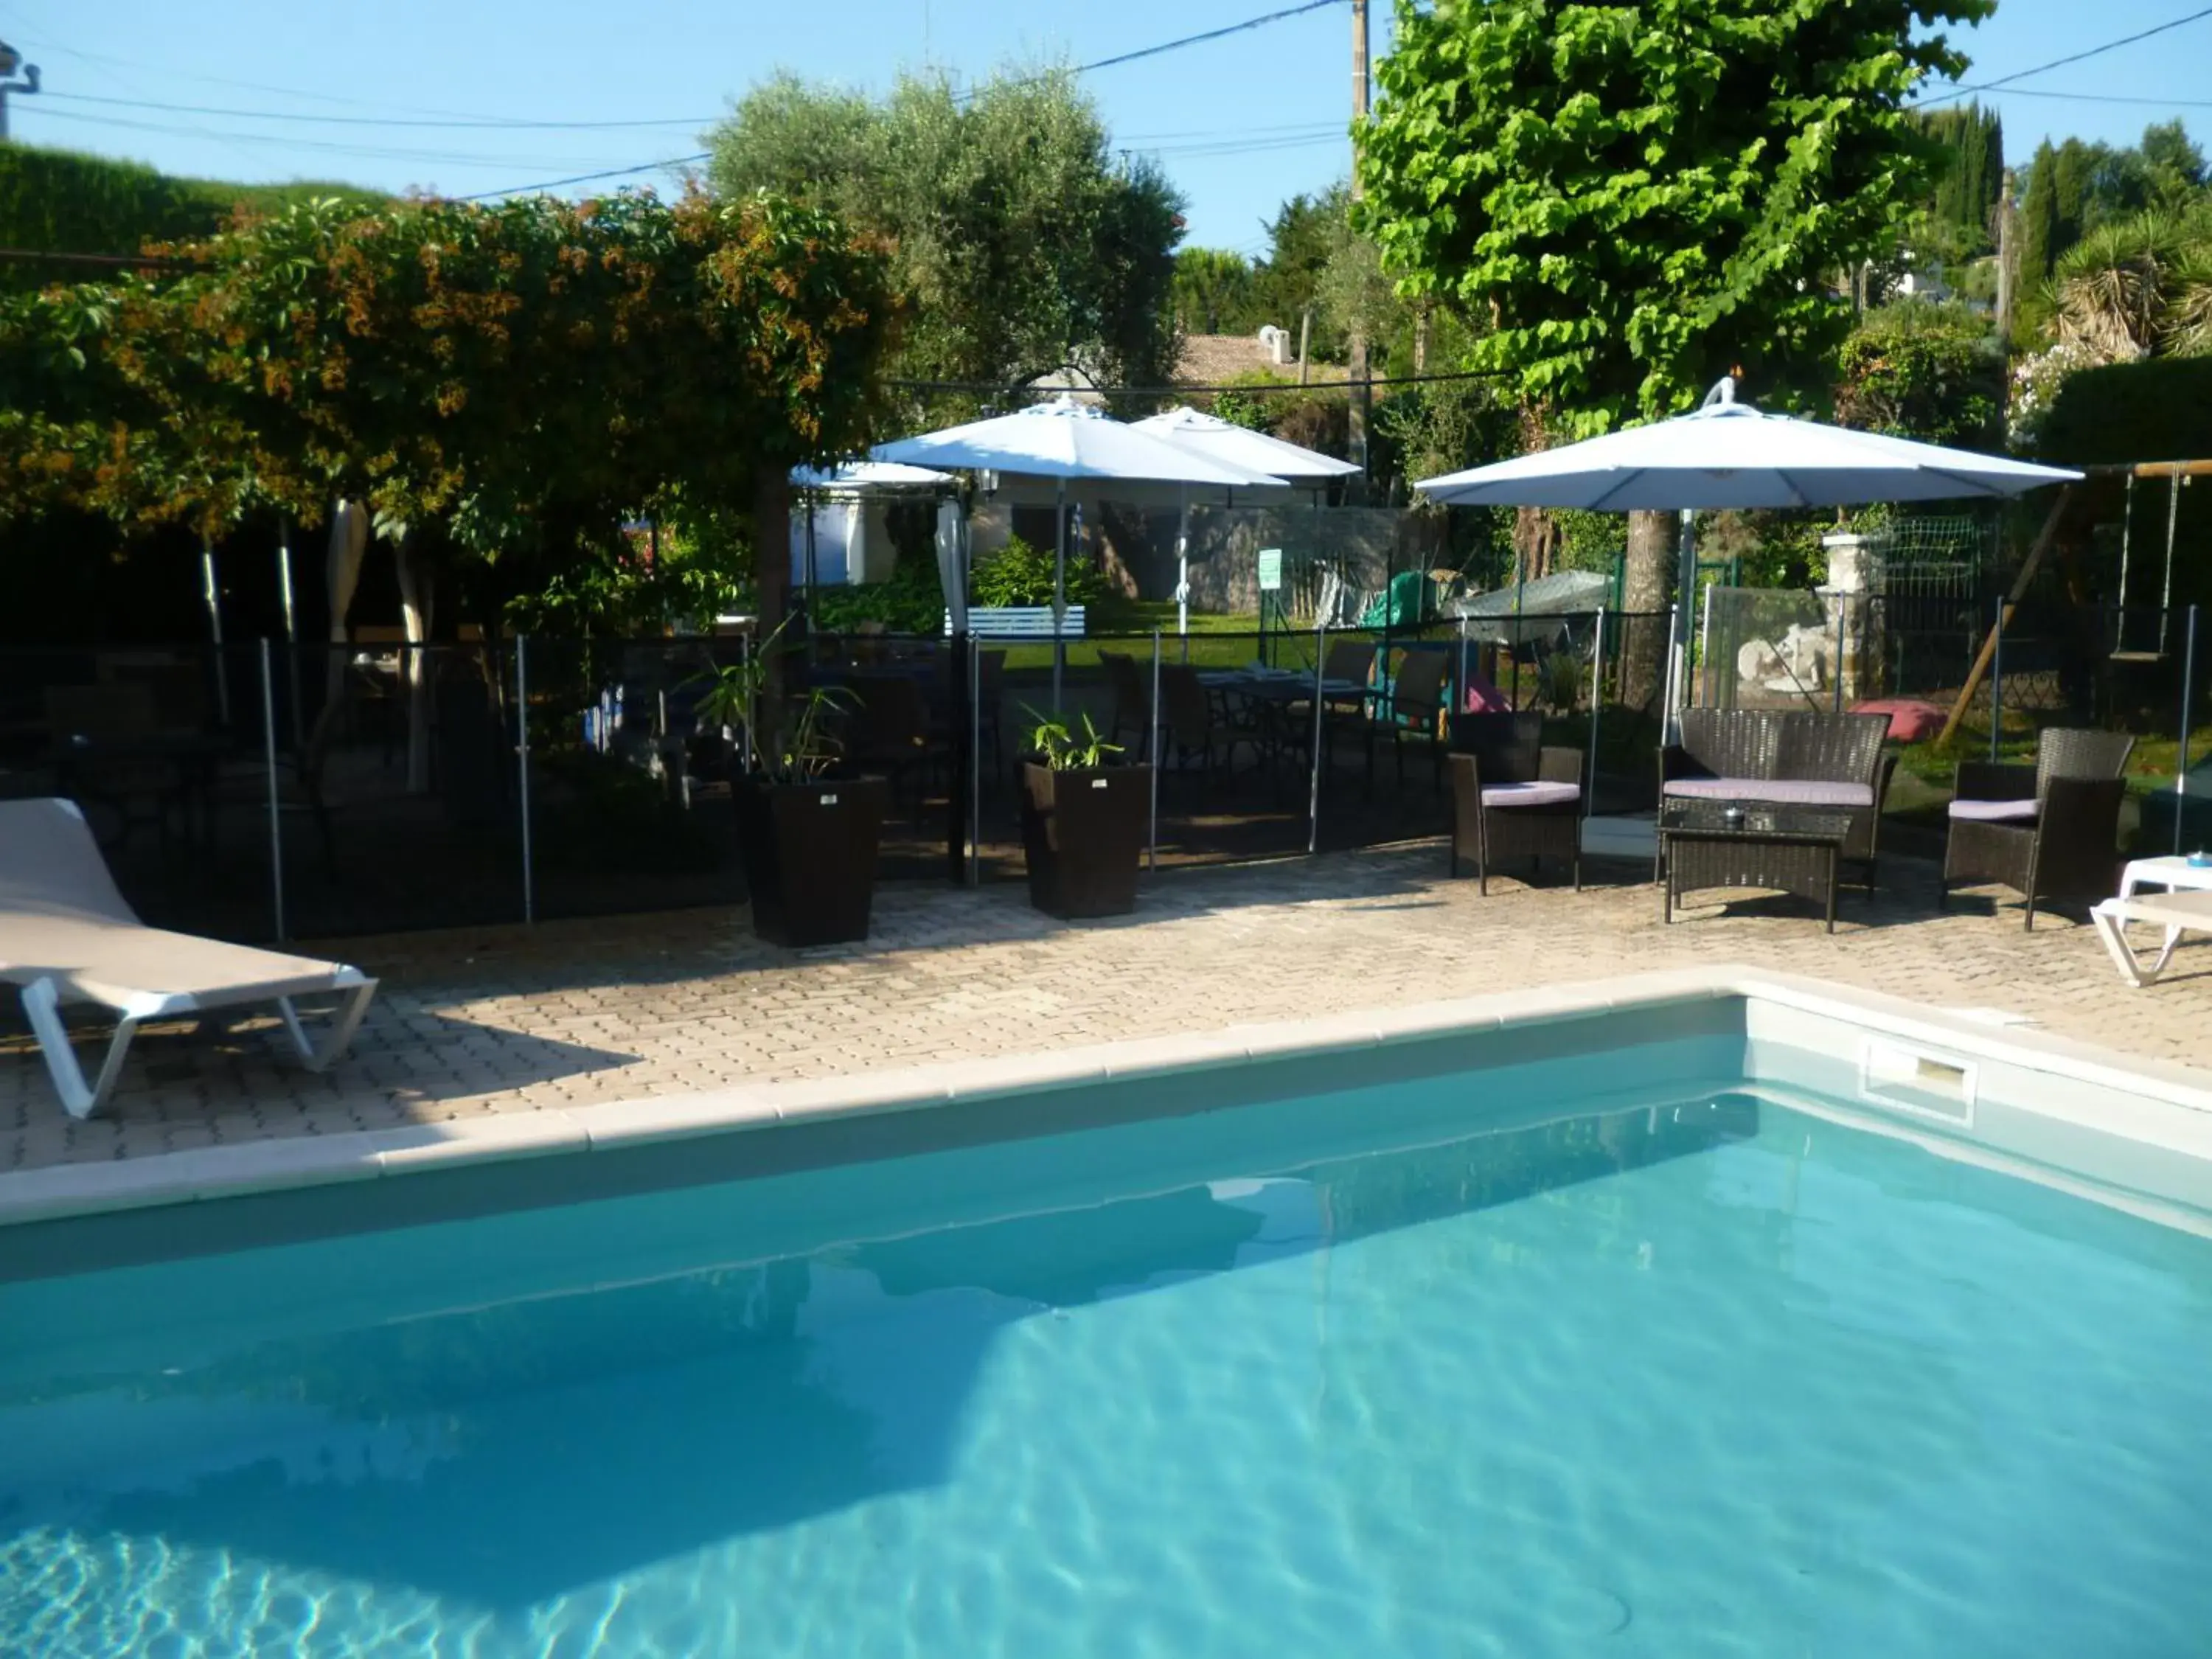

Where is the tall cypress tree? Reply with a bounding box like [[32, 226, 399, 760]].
[[2014, 141, 2061, 345]]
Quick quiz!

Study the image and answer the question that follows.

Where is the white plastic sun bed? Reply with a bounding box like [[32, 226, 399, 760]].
[[0, 798, 376, 1118], [2091, 886, 2212, 989]]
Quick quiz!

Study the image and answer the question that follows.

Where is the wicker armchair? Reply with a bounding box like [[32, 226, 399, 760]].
[[1447, 712, 1582, 892], [1941, 728, 2135, 928]]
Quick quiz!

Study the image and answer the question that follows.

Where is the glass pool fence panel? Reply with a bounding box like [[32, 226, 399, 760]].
[[518, 636, 744, 922], [0, 641, 282, 943], [1585, 611, 1672, 815], [271, 640, 528, 939]]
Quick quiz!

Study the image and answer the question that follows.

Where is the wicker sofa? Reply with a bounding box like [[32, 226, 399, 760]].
[[1658, 709, 1894, 883]]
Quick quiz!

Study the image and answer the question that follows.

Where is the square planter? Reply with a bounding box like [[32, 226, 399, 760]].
[[1020, 762, 1151, 919], [734, 775, 889, 947]]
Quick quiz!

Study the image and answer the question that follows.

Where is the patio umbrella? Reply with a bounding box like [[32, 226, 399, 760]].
[[875, 397, 1278, 703], [1134, 406, 1360, 635], [1413, 379, 2079, 511], [1414, 379, 2081, 720]]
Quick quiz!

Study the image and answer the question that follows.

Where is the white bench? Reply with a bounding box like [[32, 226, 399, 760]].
[[947, 606, 1087, 641]]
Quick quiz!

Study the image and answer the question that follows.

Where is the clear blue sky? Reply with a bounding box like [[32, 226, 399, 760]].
[[3, 0, 2207, 252]]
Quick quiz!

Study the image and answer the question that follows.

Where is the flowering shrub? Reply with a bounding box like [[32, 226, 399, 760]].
[[2007, 337, 2115, 451]]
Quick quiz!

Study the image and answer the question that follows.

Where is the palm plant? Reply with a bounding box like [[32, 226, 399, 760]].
[[2048, 207, 2212, 362]]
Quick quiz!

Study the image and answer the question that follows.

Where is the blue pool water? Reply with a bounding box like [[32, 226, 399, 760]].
[[4, 1047, 2211, 1657]]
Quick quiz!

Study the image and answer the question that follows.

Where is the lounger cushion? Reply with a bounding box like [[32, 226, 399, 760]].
[[1947, 797, 2039, 824], [0, 798, 358, 1012], [1663, 777, 1873, 808], [1481, 782, 1580, 809], [4, 915, 357, 1012]]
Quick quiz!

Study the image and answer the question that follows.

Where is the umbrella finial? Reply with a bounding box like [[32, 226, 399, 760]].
[[1702, 376, 1736, 408]]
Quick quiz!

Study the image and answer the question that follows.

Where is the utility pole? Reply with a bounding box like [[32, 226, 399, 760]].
[[0, 41, 39, 141], [1994, 167, 2017, 345], [1346, 0, 1371, 504]]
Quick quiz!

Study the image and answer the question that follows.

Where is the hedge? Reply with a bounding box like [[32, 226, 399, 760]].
[[2034, 357, 2212, 467], [0, 145, 379, 288]]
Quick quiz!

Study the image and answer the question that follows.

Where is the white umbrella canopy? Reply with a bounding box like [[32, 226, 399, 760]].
[[1413, 380, 2080, 510], [790, 460, 955, 490], [874, 394, 1279, 488], [875, 397, 1281, 702], [1132, 406, 1360, 486]]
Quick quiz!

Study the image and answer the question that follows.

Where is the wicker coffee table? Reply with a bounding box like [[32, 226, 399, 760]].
[[1659, 801, 1854, 932]]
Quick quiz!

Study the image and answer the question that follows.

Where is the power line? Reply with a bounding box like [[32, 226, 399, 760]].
[[16, 104, 644, 172], [1968, 86, 2212, 111], [467, 1, 1351, 201], [1917, 4, 2212, 108], [1074, 0, 1346, 76], [35, 89, 716, 131], [453, 155, 710, 203]]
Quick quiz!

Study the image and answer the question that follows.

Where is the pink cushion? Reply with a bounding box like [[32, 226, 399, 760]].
[[1851, 698, 1947, 742], [1947, 797, 2039, 824], [1481, 781, 1579, 808], [1461, 675, 1511, 714], [1663, 777, 1873, 808]]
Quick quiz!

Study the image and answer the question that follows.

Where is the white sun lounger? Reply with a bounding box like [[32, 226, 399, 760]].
[[2091, 886, 2212, 988], [0, 798, 377, 1118]]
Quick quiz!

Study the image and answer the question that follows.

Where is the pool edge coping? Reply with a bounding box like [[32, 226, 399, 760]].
[[5, 964, 2209, 1228]]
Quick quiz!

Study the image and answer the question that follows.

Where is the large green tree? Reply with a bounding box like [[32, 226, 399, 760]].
[[709, 69, 1183, 406], [1357, 0, 1983, 694]]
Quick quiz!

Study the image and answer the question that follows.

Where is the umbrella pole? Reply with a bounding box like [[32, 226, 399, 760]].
[[1054, 479, 1068, 712], [1666, 510, 1697, 740]]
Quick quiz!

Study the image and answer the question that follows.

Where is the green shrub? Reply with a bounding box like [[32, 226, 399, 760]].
[[1832, 301, 2003, 449], [809, 543, 946, 633], [2033, 356, 2212, 465], [971, 533, 1105, 608]]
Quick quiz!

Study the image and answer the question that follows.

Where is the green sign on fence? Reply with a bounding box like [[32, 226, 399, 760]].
[[1257, 547, 1284, 593]]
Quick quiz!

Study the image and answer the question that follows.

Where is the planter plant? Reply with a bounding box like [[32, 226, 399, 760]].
[[695, 631, 888, 947], [1020, 709, 1151, 919]]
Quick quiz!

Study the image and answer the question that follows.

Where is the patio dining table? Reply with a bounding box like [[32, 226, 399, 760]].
[[1197, 668, 1370, 770]]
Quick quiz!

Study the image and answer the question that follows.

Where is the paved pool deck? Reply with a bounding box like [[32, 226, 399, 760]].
[[7, 847, 2211, 1175]]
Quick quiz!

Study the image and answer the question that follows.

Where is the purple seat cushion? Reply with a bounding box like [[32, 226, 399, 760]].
[[1663, 777, 1874, 808], [1947, 797, 2039, 824], [1481, 781, 1580, 809]]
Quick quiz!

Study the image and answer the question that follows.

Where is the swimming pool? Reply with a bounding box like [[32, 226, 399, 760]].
[[3, 975, 2210, 1657]]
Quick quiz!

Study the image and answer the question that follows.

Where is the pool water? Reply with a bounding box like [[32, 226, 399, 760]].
[[4, 1054, 2211, 1657]]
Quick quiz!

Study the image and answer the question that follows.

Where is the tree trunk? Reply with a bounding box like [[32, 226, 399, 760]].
[[1511, 507, 1557, 585], [1620, 508, 1674, 713]]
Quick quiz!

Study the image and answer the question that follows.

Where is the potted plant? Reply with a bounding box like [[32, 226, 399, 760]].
[[1020, 708, 1151, 919], [695, 628, 889, 947]]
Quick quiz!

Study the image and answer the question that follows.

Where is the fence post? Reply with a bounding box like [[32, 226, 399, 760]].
[[1833, 594, 1846, 715], [969, 631, 982, 888], [1308, 618, 1327, 855], [259, 639, 287, 942], [1989, 598, 2003, 764], [947, 625, 970, 886], [1148, 629, 1162, 874], [517, 634, 535, 925], [1698, 580, 1714, 709], [2178, 605, 2200, 856], [1585, 609, 1605, 823]]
